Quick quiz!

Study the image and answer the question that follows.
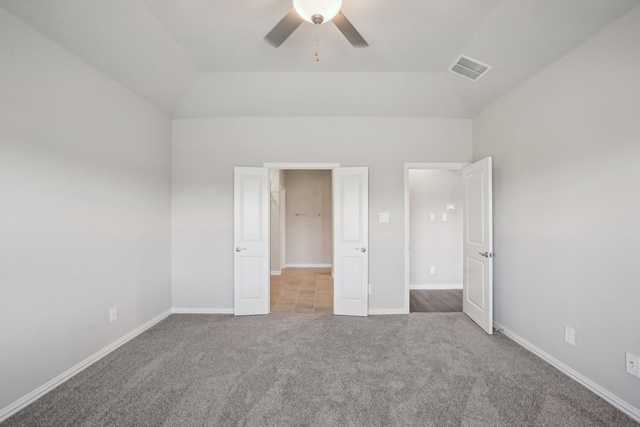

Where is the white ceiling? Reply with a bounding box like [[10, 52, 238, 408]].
[[1, 0, 638, 117]]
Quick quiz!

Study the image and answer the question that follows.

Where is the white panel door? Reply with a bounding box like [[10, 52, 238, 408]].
[[463, 157, 493, 334], [333, 167, 369, 316], [234, 167, 270, 316]]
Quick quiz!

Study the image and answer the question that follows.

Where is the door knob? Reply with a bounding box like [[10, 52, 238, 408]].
[[355, 247, 366, 252], [479, 252, 488, 258], [236, 247, 247, 252]]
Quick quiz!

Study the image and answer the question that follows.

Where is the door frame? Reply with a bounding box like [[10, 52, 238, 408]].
[[403, 162, 469, 313]]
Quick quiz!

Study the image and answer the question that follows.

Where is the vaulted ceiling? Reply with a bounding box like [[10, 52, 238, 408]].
[[1, 0, 638, 118]]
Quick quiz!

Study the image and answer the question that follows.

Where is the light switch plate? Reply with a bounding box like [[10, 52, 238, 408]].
[[442, 213, 448, 222], [379, 212, 389, 223], [429, 213, 436, 222], [564, 326, 575, 345]]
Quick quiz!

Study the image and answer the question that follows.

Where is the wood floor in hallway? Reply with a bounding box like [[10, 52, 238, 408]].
[[270, 268, 333, 314], [410, 289, 463, 313]]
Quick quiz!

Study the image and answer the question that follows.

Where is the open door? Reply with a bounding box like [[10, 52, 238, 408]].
[[463, 157, 493, 334], [333, 167, 369, 316], [234, 167, 270, 315]]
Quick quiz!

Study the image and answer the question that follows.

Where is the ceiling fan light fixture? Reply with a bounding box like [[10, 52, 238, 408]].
[[293, 0, 342, 24]]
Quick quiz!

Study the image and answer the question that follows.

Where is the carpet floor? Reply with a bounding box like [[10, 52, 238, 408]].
[[2, 313, 637, 426]]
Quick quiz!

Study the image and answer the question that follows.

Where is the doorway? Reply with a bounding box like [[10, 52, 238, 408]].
[[269, 169, 334, 314], [404, 159, 495, 334], [404, 163, 467, 313], [233, 163, 368, 317]]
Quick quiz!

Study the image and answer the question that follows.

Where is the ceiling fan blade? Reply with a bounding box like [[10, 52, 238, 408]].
[[332, 12, 368, 48], [264, 9, 304, 48]]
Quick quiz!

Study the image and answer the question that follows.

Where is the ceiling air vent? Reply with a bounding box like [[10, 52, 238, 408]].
[[449, 56, 492, 81]]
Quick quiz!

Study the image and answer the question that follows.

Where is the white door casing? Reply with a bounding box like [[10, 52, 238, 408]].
[[234, 167, 270, 316], [462, 157, 493, 334], [279, 188, 286, 272], [333, 167, 369, 316]]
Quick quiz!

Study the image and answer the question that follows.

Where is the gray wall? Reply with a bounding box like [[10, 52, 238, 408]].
[[0, 10, 172, 410], [473, 7, 640, 411], [171, 117, 472, 311], [409, 169, 463, 286], [285, 170, 332, 267]]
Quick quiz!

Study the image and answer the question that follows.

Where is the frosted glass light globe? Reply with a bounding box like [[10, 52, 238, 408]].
[[293, 0, 342, 24]]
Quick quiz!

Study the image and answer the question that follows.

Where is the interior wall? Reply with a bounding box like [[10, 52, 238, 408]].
[[284, 170, 332, 267], [473, 7, 640, 413], [171, 117, 472, 311], [409, 169, 463, 287], [0, 10, 172, 412], [269, 169, 282, 274]]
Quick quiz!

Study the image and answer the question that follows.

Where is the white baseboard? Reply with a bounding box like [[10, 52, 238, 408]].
[[285, 264, 332, 268], [0, 309, 172, 423], [494, 321, 640, 423], [172, 308, 234, 314], [368, 308, 408, 315], [270, 270, 282, 276], [410, 284, 463, 290]]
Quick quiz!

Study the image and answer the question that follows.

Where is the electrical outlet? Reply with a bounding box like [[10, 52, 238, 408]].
[[109, 306, 118, 323], [430, 266, 435, 275], [626, 352, 640, 378], [564, 326, 575, 345]]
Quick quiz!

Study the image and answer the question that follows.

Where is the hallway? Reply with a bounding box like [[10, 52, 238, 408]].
[[270, 268, 333, 314]]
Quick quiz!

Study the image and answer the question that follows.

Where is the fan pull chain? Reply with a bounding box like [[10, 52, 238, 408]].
[[314, 23, 320, 62]]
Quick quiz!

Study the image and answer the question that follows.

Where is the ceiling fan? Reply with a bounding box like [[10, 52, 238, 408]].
[[264, 0, 368, 48]]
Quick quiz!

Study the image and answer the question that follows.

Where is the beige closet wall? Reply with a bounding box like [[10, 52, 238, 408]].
[[284, 170, 332, 267]]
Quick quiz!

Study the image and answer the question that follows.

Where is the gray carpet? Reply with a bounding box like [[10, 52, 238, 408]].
[[2, 314, 637, 426]]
